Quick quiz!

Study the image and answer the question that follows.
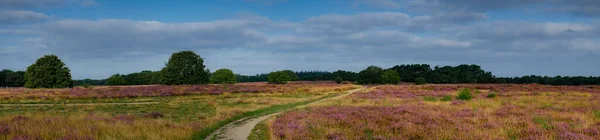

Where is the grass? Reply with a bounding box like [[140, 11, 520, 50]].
[[248, 119, 271, 140], [265, 84, 600, 139], [0, 83, 357, 139], [457, 88, 473, 100]]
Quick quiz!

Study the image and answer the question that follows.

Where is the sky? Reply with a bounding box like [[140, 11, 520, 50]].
[[1, 0, 600, 79]]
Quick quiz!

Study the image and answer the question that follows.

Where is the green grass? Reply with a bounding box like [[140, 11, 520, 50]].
[[533, 116, 554, 130], [457, 88, 473, 101], [440, 95, 452, 101], [423, 96, 437, 102], [192, 94, 338, 140], [593, 109, 600, 120], [248, 119, 271, 140]]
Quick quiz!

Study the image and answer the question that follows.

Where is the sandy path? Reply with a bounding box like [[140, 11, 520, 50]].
[[206, 87, 366, 140], [0, 102, 159, 106]]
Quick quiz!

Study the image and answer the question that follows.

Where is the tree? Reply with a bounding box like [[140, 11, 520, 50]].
[[106, 74, 127, 85], [358, 66, 384, 84], [0, 70, 25, 87], [415, 77, 427, 85], [388, 64, 432, 82], [24, 55, 73, 88], [268, 71, 292, 84], [282, 70, 299, 81], [161, 51, 210, 85], [381, 70, 401, 84], [334, 77, 343, 84], [332, 70, 358, 82], [211, 69, 237, 84]]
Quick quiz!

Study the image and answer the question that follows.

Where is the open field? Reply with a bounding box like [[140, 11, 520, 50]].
[[0, 82, 358, 139], [266, 84, 600, 140]]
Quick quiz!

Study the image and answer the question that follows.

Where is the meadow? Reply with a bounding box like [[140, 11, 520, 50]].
[[265, 84, 600, 140], [0, 82, 358, 139]]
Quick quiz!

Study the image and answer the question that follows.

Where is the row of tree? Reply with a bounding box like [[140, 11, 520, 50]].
[[0, 70, 25, 87]]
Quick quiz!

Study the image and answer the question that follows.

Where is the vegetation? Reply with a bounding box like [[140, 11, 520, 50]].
[[0, 69, 25, 87], [358, 66, 384, 84], [415, 77, 427, 85], [211, 69, 236, 84], [334, 77, 343, 84], [380, 70, 401, 84], [268, 70, 297, 84], [456, 88, 473, 100], [270, 84, 600, 139], [106, 74, 127, 85], [161, 51, 210, 85], [24, 55, 73, 88]]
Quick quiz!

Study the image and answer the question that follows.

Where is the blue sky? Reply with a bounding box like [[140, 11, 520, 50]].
[[1, 0, 600, 79]]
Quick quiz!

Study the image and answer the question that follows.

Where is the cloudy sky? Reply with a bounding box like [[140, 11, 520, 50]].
[[1, 0, 599, 79]]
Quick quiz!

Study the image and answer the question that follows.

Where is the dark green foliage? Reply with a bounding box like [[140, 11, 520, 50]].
[[0, 70, 25, 87], [487, 92, 497, 98], [295, 71, 332, 81], [106, 74, 127, 85], [211, 69, 236, 84], [334, 77, 343, 84], [415, 77, 427, 85], [237, 74, 269, 82], [427, 64, 495, 84], [380, 70, 401, 84], [358, 66, 384, 84], [457, 88, 473, 101], [74, 79, 106, 86], [440, 95, 452, 101], [268, 70, 292, 84], [331, 70, 358, 82], [497, 75, 600, 85], [24, 55, 73, 88], [161, 51, 210, 85], [423, 96, 437, 102], [281, 70, 299, 81], [388, 64, 432, 82]]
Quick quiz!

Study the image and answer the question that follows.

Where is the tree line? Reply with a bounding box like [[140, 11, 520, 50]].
[[3, 51, 600, 88]]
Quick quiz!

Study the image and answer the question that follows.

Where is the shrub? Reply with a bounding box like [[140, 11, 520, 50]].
[[457, 88, 473, 100], [487, 92, 497, 98], [440, 95, 452, 101], [106, 74, 127, 85], [161, 50, 210, 85], [423, 96, 437, 102], [24, 54, 73, 88], [268, 71, 292, 84], [415, 77, 427, 85], [381, 70, 401, 84], [211, 69, 237, 84], [334, 77, 343, 84]]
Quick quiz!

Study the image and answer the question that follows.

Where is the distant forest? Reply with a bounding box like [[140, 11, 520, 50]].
[[2, 64, 600, 87]]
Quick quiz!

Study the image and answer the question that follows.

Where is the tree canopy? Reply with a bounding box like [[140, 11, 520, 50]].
[[24, 55, 73, 88], [268, 70, 295, 84], [358, 66, 384, 84], [381, 70, 401, 84], [211, 69, 237, 84], [0, 70, 25, 87], [161, 51, 210, 85]]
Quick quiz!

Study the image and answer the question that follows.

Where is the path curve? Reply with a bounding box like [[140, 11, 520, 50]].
[[0, 102, 159, 106], [206, 87, 366, 140]]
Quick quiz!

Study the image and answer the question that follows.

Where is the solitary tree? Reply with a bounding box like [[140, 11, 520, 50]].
[[281, 70, 299, 81], [381, 70, 401, 84], [268, 70, 292, 84], [161, 51, 210, 85], [358, 66, 383, 84], [106, 74, 127, 85], [211, 69, 236, 84], [24, 55, 73, 88]]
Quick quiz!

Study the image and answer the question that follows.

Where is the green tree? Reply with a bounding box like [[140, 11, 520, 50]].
[[106, 74, 127, 85], [334, 77, 343, 84], [281, 70, 299, 81], [161, 51, 210, 85], [268, 71, 292, 84], [381, 70, 401, 84], [211, 69, 237, 84], [0, 70, 25, 87], [358, 66, 384, 84], [415, 77, 427, 85], [24, 55, 73, 88], [332, 70, 358, 82]]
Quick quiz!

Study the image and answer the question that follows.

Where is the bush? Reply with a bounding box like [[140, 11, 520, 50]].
[[487, 92, 497, 98], [268, 71, 292, 84], [423, 96, 437, 102], [106, 74, 127, 85], [334, 77, 343, 84], [161, 51, 210, 85], [457, 88, 473, 100], [441, 95, 452, 101], [24, 55, 73, 88], [211, 69, 237, 84], [381, 70, 401, 84], [415, 77, 427, 85]]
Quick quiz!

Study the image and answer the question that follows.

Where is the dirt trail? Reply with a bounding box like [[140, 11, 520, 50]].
[[206, 87, 366, 140], [0, 102, 159, 106]]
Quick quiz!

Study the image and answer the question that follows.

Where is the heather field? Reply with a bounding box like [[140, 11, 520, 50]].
[[0, 82, 358, 139], [266, 84, 600, 140]]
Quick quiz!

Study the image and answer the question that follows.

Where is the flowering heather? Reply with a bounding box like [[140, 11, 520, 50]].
[[0, 82, 353, 99], [271, 84, 600, 139]]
